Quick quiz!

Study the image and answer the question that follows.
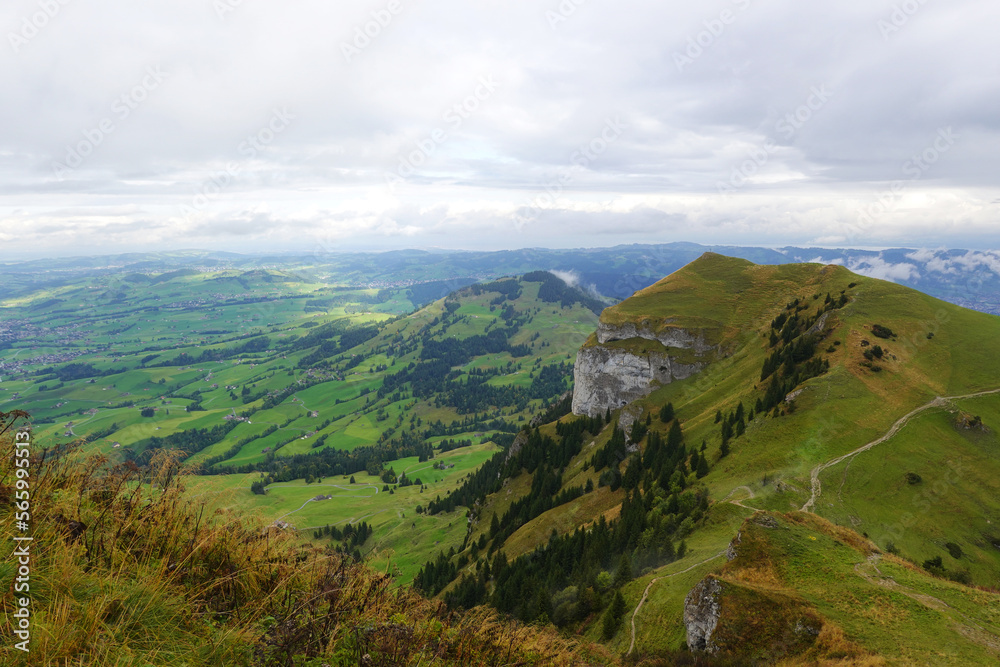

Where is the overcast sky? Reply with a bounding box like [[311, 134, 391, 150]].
[[1, 0, 997, 257]]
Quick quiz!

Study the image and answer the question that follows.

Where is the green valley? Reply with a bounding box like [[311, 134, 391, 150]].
[[4, 251, 1000, 665]]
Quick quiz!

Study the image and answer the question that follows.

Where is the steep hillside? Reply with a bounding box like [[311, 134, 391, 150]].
[[0, 269, 603, 588], [683, 511, 1000, 665], [4, 271, 598, 470], [416, 253, 1000, 664], [0, 412, 607, 666]]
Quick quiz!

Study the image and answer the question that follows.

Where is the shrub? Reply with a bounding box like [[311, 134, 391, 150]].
[[872, 324, 895, 339], [923, 555, 945, 576], [905, 472, 922, 485], [949, 570, 972, 585], [945, 542, 963, 559]]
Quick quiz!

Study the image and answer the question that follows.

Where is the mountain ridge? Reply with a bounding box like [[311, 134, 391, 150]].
[[422, 252, 1000, 664]]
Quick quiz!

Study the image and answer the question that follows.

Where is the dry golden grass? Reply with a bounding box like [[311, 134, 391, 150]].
[[727, 564, 785, 590], [0, 412, 601, 666], [775, 622, 887, 666]]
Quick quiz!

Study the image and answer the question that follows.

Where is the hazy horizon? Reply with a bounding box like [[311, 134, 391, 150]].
[[3, 1, 998, 256], [4, 241, 999, 265]]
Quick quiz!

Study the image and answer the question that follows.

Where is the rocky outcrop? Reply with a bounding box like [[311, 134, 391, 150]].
[[572, 345, 704, 417], [572, 322, 711, 417], [616, 405, 644, 451], [595, 321, 714, 352], [684, 577, 723, 653]]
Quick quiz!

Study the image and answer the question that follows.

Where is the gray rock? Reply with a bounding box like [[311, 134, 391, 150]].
[[725, 531, 742, 561], [752, 514, 781, 529], [617, 405, 643, 450], [684, 577, 723, 653], [596, 321, 713, 353], [571, 343, 704, 417]]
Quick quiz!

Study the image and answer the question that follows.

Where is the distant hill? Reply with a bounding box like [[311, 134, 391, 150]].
[[2, 243, 997, 313]]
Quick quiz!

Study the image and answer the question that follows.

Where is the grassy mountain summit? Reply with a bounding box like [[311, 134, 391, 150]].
[[422, 253, 1000, 664], [617, 253, 1000, 564], [594, 253, 1000, 660]]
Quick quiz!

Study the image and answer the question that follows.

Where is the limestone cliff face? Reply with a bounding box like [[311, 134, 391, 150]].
[[595, 321, 713, 352], [571, 322, 711, 417], [684, 577, 723, 653]]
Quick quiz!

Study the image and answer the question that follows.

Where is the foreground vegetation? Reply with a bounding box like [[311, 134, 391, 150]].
[[5, 251, 1000, 664], [0, 411, 609, 666], [409, 254, 1000, 663]]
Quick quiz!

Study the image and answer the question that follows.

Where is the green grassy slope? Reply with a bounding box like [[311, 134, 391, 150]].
[[450, 253, 1000, 662], [1, 269, 602, 587], [698, 511, 1000, 665]]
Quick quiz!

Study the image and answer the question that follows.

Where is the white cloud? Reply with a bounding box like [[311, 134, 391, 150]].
[[902, 248, 1000, 277], [1, 0, 999, 254], [550, 270, 580, 288], [845, 255, 920, 282], [807, 256, 844, 266], [905, 248, 941, 263], [953, 250, 1000, 276]]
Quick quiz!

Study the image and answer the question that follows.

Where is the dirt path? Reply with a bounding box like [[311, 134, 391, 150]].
[[624, 486, 761, 654], [719, 485, 756, 510], [854, 553, 1000, 654], [627, 552, 727, 656], [801, 387, 1000, 513]]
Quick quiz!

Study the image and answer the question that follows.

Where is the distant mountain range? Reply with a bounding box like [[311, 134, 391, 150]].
[[2, 243, 997, 315]]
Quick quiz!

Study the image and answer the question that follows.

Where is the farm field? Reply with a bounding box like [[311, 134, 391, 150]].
[[0, 262, 602, 587], [181, 442, 500, 583]]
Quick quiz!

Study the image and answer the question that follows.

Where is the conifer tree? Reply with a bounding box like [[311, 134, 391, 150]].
[[696, 455, 710, 479], [613, 554, 633, 588], [602, 590, 627, 639]]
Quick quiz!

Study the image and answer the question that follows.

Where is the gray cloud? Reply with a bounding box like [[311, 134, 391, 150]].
[[1, 0, 998, 255]]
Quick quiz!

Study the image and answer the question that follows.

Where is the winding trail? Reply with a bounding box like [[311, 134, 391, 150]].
[[626, 387, 1000, 657], [626, 483, 766, 655], [855, 553, 1000, 654], [801, 387, 1000, 513], [719, 485, 756, 510], [627, 552, 727, 656]]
